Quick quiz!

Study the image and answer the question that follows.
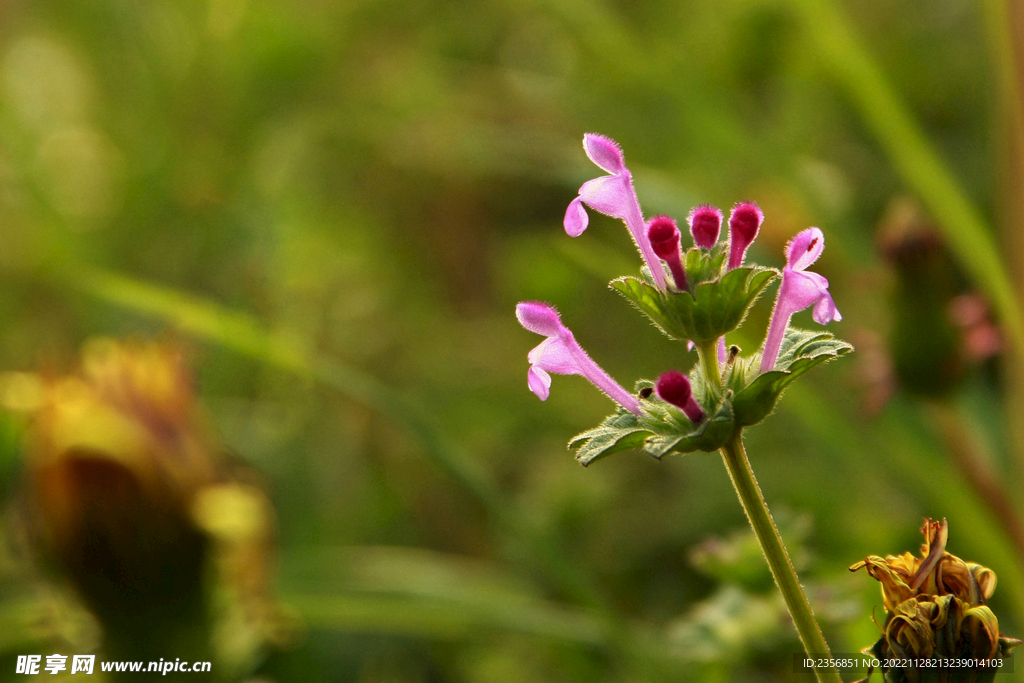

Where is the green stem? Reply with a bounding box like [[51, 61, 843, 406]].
[[696, 341, 722, 393], [718, 431, 841, 683]]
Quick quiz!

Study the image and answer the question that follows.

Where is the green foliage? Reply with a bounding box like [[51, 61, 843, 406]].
[[729, 329, 854, 426], [0, 0, 1020, 679], [569, 410, 651, 466], [569, 396, 736, 466], [610, 261, 776, 344], [570, 328, 852, 463]]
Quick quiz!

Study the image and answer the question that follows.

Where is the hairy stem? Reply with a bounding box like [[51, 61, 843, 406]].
[[696, 341, 722, 393], [719, 431, 841, 683]]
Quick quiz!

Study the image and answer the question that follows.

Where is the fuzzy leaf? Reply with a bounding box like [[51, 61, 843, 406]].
[[643, 399, 735, 457], [611, 265, 776, 344], [684, 246, 728, 286], [731, 328, 853, 426], [570, 379, 735, 465], [569, 410, 653, 466], [570, 329, 852, 466]]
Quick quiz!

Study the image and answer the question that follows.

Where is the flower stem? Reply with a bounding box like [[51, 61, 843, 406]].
[[718, 431, 842, 683], [696, 341, 722, 392]]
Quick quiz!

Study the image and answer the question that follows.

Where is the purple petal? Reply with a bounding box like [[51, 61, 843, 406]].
[[566, 139, 667, 290], [527, 366, 552, 400], [578, 175, 632, 219], [528, 336, 580, 375], [780, 270, 828, 315], [760, 308, 789, 373], [516, 302, 565, 337], [564, 197, 589, 237], [540, 338, 641, 413], [786, 227, 825, 271], [813, 292, 841, 324], [582, 133, 626, 175], [519, 313, 641, 414], [761, 227, 841, 372]]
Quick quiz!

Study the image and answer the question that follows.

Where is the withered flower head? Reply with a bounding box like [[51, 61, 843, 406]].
[[19, 340, 219, 647], [850, 519, 1019, 682], [30, 338, 217, 493], [6, 337, 291, 668], [850, 519, 993, 611]]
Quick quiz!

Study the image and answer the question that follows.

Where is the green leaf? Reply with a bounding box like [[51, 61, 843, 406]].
[[570, 329, 851, 465], [730, 328, 853, 426], [570, 380, 738, 465], [684, 246, 728, 286], [611, 265, 776, 344], [642, 399, 736, 457], [569, 410, 653, 466]]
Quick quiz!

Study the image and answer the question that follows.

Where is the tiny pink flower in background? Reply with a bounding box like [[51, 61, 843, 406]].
[[760, 227, 842, 372], [688, 205, 722, 250], [655, 371, 705, 423], [647, 216, 688, 291], [516, 302, 641, 414], [564, 134, 668, 290], [727, 202, 763, 270], [948, 294, 1003, 361]]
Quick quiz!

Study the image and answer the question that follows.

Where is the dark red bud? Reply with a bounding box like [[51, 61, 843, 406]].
[[648, 216, 681, 260], [656, 371, 705, 423], [688, 205, 722, 249], [647, 217, 688, 291], [656, 371, 691, 403], [727, 201, 763, 270]]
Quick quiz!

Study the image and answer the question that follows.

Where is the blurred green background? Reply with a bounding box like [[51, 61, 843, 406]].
[[0, 0, 1023, 680]]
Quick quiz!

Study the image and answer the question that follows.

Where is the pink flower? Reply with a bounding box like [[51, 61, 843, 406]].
[[516, 301, 641, 414], [564, 134, 668, 289], [760, 228, 842, 372]]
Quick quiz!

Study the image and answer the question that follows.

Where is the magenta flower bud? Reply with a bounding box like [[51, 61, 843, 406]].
[[727, 201, 763, 270], [516, 302, 641, 414], [655, 371, 705, 423], [688, 205, 722, 249], [647, 216, 688, 291]]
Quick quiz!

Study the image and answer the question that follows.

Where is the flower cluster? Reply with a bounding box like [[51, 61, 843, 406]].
[[517, 134, 850, 462], [850, 519, 1020, 681]]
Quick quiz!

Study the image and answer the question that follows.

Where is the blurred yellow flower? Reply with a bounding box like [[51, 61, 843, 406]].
[[13, 338, 288, 670]]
